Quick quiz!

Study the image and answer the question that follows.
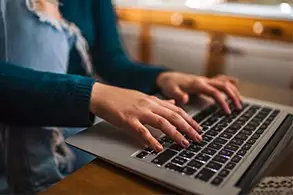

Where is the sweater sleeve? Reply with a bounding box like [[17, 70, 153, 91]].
[[91, 0, 168, 94], [0, 62, 95, 127]]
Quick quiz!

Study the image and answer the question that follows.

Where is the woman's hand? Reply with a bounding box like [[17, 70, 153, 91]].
[[157, 72, 242, 114], [90, 83, 202, 152]]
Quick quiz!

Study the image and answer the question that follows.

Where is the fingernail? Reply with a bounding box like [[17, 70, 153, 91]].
[[197, 135, 202, 142], [182, 139, 190, 148], [238, 104, 243, 110], [156, 144, 163, 152], [198, 126, 203, 132]]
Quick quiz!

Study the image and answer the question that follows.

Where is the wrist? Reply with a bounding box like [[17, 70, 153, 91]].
[[90, 82, 105, 113]]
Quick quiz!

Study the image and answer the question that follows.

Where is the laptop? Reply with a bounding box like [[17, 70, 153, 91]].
[[67, 96, 293, 195]]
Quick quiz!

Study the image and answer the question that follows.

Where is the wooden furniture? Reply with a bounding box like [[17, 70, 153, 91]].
[[115, 1, 293, 79], [42, 81, 293, 195]]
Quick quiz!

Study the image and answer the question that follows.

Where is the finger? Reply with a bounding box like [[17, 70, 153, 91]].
[[230, 84, 243, 105], [163, 99, 176, 105], [142, 112, 190, 148], [198, 84, 231, 114], [152, 106, 202, 143], [164, 84, 189, 104], [157, 98, 202, 133], [130, 120, 163, 152], [215, 75, 239, 85], [210, 81, 242, 110]]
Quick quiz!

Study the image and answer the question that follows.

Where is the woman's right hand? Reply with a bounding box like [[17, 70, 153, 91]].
[[90, 83, 202, 152]]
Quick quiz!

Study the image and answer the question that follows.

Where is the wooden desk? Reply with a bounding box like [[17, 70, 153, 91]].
[[115, 2, 293, 78], [42, 82, 293, 195]]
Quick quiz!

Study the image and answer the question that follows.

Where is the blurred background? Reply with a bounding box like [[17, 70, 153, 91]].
[[114, 0, 293, 89]]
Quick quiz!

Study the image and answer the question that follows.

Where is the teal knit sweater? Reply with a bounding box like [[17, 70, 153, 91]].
[[0, 0, 166, 127]]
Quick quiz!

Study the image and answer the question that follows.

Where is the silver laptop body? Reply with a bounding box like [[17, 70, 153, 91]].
[[67, 96, 293, 195]]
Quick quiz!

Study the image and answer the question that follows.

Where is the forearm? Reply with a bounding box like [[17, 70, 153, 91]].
[[0, 63, 95, 127]]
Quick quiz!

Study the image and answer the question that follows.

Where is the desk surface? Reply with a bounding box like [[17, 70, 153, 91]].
[[42, 82, 293, 195]]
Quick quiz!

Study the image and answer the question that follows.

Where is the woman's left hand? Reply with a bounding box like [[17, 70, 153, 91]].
[[156, 72, 242, 114]]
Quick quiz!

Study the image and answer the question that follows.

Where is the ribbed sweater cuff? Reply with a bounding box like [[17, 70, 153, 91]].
[[72, 76, 96, 126]]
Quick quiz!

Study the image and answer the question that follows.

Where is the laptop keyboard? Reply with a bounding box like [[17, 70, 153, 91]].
[[134, 102, 280, 186]]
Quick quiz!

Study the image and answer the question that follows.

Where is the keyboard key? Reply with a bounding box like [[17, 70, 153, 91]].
[[144, 147, 153, 152], [219, 169, 230, 178], [243, 144, 253, 151], [165, 163, 183, 172], [196, 168, 215, 182], [225, 128, 238, 134], [170, 144, 184, 152], [224, 144, 239, 152], [187, 145, 202, 153], [171, 157, 188, 166], [235, 133, 249, 140], [160, 136, 173, 144], [207, 161, 222, 171], [193, 107, 216, 123], [230, 138, 244, 146], [202, 148, 217, 156], [208, 142, 223, 150], [272, 110, 280, 116], [237, 149, 247, 157], [230, 124, 242, 131], [195, 153, 211, 163], [219, 149, 234, 157], [179, 150, 195, 159], [241, 129, 253, 135], [247, 138, 257, 145], [203, 135, 213, 142], [251, 105, 261, 110], [255, 128, 265, 134], [231, 155, 242, 163], [202, 120, 215, 127], [188, 159, 204, 169], [225, 162, 236, 170], [252, 133, 261, 139], [259, 125, 267, 130], [182, 166, 197, 175], [214, 137, 228, 145], [220, 132, 233, 139], [202, 126, 210, 132], [200, 141, 209, 147], [136, 151, 149, 159], [151, 149, 177, 165], [206, 130, 219, 137], [262, 107, 272, 113], [211, 177, 223, 186], [213, 155, 229, 164], [243, 125, 256, 132], [213, 126, 224, 132]]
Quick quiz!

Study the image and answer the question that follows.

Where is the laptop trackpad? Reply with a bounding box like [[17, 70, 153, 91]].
[[67, 121, 164, 157]]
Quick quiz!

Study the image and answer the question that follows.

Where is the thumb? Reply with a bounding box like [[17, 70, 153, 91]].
[[168, 85, 189, 104]]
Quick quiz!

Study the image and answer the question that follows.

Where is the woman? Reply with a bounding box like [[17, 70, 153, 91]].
[[0, 0, 242, 193]]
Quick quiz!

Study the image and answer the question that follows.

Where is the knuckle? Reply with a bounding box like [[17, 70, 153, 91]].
[[136, 126, 147, 135], [169, 112, 180, 121], [149, 96, 158, 101], [138, 98, 151, 107], [156, 118, 167, 128], [223, 81, 231, 89]]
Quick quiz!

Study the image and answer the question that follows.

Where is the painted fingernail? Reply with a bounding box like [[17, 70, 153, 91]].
[[198, 126, 203, 132], [182, 139, 190, 148], [156, 144, 163, 152], [197, 135, 202, 142]]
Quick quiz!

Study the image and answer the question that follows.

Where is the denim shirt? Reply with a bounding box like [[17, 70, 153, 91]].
[[0, 0, 92, 193]]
